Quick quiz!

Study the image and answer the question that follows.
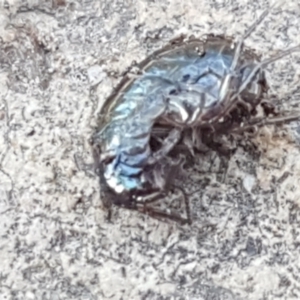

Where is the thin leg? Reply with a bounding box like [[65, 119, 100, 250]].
[[236, 45, 300, 99], [139, 206, 190, 225], [138, 185, 191, 225], [108, 186, 191, 224], [217, 45, 300, 124], [148, 128, 182, 165], [230, 7, 274, 72], [217, 7, 272, 106], [211, 4, 300, 125], [230, 112, 300, 134]]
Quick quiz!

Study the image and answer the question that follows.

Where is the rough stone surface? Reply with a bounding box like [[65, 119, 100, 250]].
[[1, 0, 300, 299]]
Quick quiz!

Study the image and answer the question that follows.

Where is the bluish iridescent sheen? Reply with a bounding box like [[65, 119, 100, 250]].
[[93, 36, 264, 197]]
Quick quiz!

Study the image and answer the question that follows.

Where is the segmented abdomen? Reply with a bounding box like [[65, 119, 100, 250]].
[[93, 35, 265, 195]]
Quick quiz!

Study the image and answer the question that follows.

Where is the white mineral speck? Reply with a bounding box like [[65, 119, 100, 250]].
[[87, 65, 106, 86], [243, 174, 256, 193]]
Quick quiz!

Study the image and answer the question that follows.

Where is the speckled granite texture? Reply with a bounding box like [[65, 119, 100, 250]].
[[1, 0, 300, 299]]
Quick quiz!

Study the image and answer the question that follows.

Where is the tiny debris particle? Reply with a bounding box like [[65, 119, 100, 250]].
[[243, 174, 256, 194], [87, 65, 106, 86]]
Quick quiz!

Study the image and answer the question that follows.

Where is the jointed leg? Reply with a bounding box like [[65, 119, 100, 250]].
[[230, 112, 300, 134], [210, 5, 300, 125], [137, 186, 191, 225], [148, 128, 182, 165]]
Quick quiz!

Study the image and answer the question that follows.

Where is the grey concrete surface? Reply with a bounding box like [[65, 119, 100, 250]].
[[1, 0, 300, 299]]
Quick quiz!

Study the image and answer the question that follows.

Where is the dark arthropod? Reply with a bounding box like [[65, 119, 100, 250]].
[[91, 6, 300, 224]]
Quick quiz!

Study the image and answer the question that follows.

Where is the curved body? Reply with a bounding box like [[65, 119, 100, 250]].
[[92, 35, 267, 205]]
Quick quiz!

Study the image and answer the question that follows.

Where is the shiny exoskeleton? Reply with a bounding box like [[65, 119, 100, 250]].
[[91, 6, 300, 224]]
